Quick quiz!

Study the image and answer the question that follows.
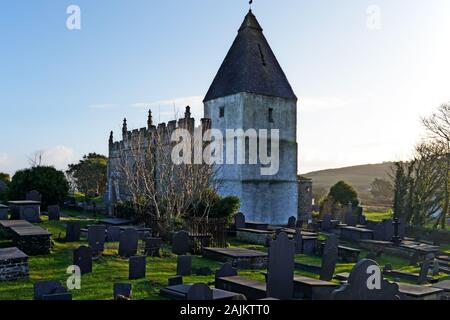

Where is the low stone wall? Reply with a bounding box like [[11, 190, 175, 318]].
[[0, 247, 29, 281], [406, 226, 450, 245]]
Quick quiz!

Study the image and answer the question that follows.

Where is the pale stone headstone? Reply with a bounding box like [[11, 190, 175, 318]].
[[172, 230, 190, 255], [267, 232, 295, 300], [320, 234, 339, 281]]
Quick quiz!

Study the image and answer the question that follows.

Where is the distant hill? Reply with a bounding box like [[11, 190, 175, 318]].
[[303, 162, 395, 204]]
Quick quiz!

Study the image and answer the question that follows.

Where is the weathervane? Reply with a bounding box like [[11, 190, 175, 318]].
[[249, 0, 253, 10]]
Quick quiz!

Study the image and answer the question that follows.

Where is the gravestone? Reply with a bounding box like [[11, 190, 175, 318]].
[[321, 214, 332, 231], [432, 259, 440, 277], [186, 283, 213, 300], [418, 255, 433, 284], [267, 232, 295, 300], [320, 234, 339, 281], [66, 221, 81, 242], [47, 205, 60, 221], [106, 226, 121, 242], [215, 263, 238, 278], [0, 204, 8, 220], [144, 237, 162, 257], [88, 225, 106, 253], [294, 228, 303, 254], [373, 219, 394, 241], [42, 293, 72, 300], [26, 190, 42, 202], [332, 259, 404, 300], [114, 283, 132, 300], [21, 206, 41, 223], [129, 256, 146, 280], [172, 230, 190, 255], [287, 216, 296, 228], [73, 246, 93, 274], [168, 276, 183, 286], [177, 255, 192, 276], [118, 228, 139, 258], [234, 212, 246, 229], [194, 267, 213, 276], [34, 280, 67, 300]]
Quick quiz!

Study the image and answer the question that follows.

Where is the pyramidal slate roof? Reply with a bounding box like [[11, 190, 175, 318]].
[[204, 10, 297, 102]]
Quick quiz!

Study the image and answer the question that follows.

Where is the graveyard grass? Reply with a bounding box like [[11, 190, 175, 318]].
[[0, 210, 449, 300]]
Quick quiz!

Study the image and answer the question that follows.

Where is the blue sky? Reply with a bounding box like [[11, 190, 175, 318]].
[[1, 0, 449, 175]]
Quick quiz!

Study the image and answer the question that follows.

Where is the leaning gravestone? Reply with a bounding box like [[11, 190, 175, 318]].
[[73, 246, 93, 274], [177, 255, 192, 276], [88, 225, 106, 254], [332, 259, 404, 300], [34, 280, 67, 300], [129, 256, 146, 280], [106, 226, 121, 242], [320, 234, 339, 281], [287, 216, 296, 228], [321, 214, 332, 231], [66, 221, 81, 242], [118, 229, 139, 258], [186, 283, 213, 300], [114, 283, 132, 300], [172, 230, 190, 255], [47, 205, 60, 221], [215, 263, 238, 279], [26, 190, 42, 202], [294, 228, 303, 254], [418, 255, 433, 284], [267, 232, 295, 300], [234, 212, 246, 230]]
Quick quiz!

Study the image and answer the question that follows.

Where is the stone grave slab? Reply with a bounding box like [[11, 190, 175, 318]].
[[42, 293, 72, 300], [397, 283, 443, 300], [202, 247, 268, 269], [0, 247, 29, 281], [160, 284, 240, 301], [293, 275, 338, 300]]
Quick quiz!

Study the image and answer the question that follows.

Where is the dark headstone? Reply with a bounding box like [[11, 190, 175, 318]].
[[287, 216, 296, 228], [129, 256, 146, 280], [332, 259, 404, 300], [267, 232, 295, 300], [177, 255, 192, 276], [26, 190, 42, 202], [234, 212, 246, 229], [172, 230, 190, 255], [321, 214, 332, 231], [42, 293, 72, 300], [320, 234, 339, 281], [168, 276, 183, 286], [106, 226, 121, 242], [88, 225, 106, 253], [186, 283, 213, 300], [144, 237, 162, 257], [21, 206, 40, 222], [194, 266, 213, 276], [73, 245, 93, 274], [418, 255, 433, 284], [294, 228, 303, 254], [34, 280, 67, 300], [47, 205, 60, 221], [114, 283, 132, 300], [0, 204, 9, 220], [215, 263, 238, 278], [118, 229, 139, 258], [66, 221, 81, 242], [432, 259, 440, 277]]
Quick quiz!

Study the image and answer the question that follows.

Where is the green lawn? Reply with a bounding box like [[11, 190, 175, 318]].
[[0, 211, 448, 300]]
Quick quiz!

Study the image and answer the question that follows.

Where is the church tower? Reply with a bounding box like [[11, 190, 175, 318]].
[[204, 10, 298, 224]]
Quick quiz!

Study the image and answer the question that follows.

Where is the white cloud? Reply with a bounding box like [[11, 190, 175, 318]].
[[37, 146, 75, 169]]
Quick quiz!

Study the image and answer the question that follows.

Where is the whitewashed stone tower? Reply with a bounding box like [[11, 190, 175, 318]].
[[204, 10, 298, 224]]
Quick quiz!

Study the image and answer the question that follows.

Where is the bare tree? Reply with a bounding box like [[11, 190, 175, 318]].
[[27, 150, 44, 167]]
